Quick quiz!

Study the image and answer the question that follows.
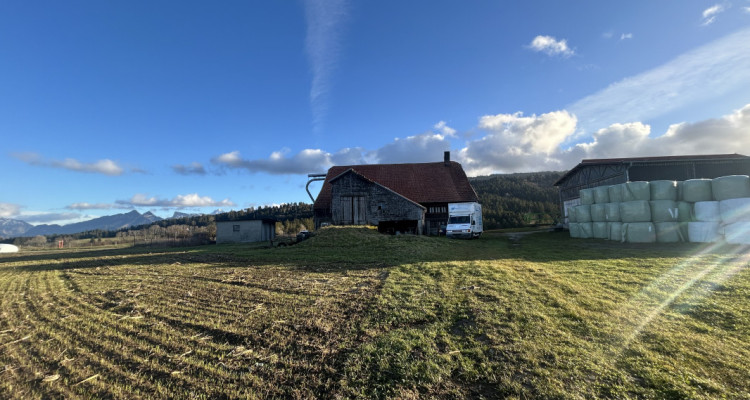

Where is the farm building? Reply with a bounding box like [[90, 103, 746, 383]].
[[312, 152, 478, 235], [215, 218, 276, 244], [554, 154, 750, 224]]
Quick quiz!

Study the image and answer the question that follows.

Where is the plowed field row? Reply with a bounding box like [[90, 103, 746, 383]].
[[1, 249, 383, 399]]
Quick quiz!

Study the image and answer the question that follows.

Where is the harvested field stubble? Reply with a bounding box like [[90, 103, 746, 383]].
[[1, 226, 749, 399]]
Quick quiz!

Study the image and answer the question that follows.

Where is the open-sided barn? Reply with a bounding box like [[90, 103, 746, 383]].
[[554, 154, 750, 224], [313, 152, 478, 235]]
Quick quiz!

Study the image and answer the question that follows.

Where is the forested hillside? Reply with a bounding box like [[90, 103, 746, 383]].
[[469, 171, 565, 229]]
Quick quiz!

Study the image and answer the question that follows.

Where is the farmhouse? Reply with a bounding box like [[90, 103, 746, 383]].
[[554, 153, 750, 223], [215, 218, 276, 244], [313, 152, 478, 235]]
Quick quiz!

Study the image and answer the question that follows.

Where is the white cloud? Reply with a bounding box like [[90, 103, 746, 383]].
[[330, 147, 367, 166], [456, 103, 750, 175], [702, 4, 725, 25], [210, 121, 458, 174], [459, 111, 577, 175], [433, 121, 457, 137], [568, 27, 750, 136], [12, 152, 126, 175], [653, 103, 750, 154], [478, 111, 578, 154], [66, 202, 131, 210], [528, 35, 575, 57], [568, 122, 653, 160], [117, 193, 235, 208], [0, 203, 22, 218], [304, 0, 349, 133], [212, 149, 332, 174], [372, 132, 451, 165], [620, 33, 633, 40], [172, 162, 206, 175], [206, 99, 750, 178], [20, 212, 82, 224]]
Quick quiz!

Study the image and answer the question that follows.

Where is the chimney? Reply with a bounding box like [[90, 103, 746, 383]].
[[444, 151, 450, 166]]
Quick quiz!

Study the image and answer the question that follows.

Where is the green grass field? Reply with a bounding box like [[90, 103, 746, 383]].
[[1, 227, 748, 399]]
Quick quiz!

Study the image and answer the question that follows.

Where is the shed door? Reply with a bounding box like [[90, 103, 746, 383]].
[[341, 196, 366, 225]]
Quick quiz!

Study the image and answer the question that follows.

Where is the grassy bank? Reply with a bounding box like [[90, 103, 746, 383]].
[[1, 227, 748, 398]]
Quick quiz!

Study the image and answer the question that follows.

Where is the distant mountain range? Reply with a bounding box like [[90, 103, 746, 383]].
[[0, 218, 34, 239], [1, 210, 222, 238], [20, 210, 163, 237]]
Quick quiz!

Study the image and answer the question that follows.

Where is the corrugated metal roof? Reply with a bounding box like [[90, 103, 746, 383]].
[[579, 154, 748, 164], [554, 153, 749, 186], [313, 161, 478, 211]]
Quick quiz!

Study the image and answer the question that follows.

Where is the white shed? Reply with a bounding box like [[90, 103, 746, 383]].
[[215, 219, 276, 244]]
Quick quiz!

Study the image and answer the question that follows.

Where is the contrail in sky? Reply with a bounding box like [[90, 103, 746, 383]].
[[304, 0, 348, 134]]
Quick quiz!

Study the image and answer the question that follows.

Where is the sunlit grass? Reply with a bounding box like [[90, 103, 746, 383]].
[[1, 227, 748, 399]]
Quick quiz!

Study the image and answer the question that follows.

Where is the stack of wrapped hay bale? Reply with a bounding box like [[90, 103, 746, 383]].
[[568, 175, 750, 244]]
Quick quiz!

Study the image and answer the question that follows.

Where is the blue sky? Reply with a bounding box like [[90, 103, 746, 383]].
[[2, 1, 750, 225]]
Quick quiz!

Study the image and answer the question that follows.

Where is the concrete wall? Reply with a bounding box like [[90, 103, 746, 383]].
[[330, 172, 425, 233], [216, 220, 275, 244]]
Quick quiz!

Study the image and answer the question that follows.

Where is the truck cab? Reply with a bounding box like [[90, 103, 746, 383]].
[[446, 202, 483, 239]]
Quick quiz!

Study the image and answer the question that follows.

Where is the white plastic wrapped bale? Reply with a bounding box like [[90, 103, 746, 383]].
[[604, 203, 621, 221], [719, 198, 750, 224], [622, 181, 650, 202], [655, 222, 683, 243], [679, 222, 689, 242], [693, 201, 721, 222], [688, 221, 722, 243], [593, 222, 609, 239], [593, 186, 610, 204], [579, 222, 593, 239], [712, 175, 750, 201], [650, 180, 677, 201], [724, 222, 750, 244], [677, 201, 693, 222], [580, 188, 595, 205], [619, 200, 651, 223], [567, 207, 577, 223], [681, 179, 712, 202], [590, 204, 606, 222], [622, 222, 656, 243], [575, 205, 592, 223], [649, 200, 679, 222], [608, 184, 623, 203], [0, 244, 19, 253], [609, 222, 623, 241], [569, 223, 581, 238]]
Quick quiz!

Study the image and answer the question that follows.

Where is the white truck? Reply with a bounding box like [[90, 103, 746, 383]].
[[446, 202, 483, 239]]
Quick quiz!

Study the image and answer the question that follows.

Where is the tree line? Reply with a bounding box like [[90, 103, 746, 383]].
[[7, 203, 316, 248], [469, 171, 564, 229], [5, 175, 566, 248]]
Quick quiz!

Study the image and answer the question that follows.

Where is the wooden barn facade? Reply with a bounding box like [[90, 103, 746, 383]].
[[553, 153, 750, 223], [313, 152, 478, 235]]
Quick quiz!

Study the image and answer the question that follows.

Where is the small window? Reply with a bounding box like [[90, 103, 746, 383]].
[[233, 225, 240, 232]]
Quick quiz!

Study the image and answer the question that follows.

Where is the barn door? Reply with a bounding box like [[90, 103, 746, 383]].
[[340, 196, 366, 225], [353, 196, 366, 224]]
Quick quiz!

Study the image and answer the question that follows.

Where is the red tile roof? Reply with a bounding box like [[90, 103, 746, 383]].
[[313, 161, 478, 211]]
